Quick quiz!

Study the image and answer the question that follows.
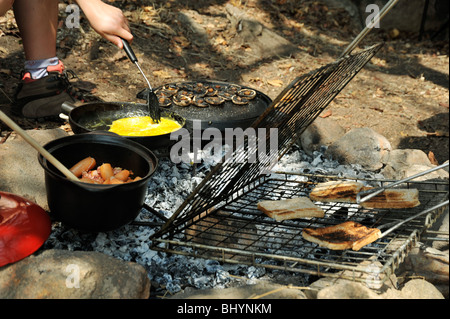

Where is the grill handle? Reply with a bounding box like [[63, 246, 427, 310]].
[[380, 200, 449, 238], [356, 162, 449, 204]]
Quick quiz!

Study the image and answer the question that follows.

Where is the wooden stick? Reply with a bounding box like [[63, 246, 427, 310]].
[[0, 110, 79, 182]]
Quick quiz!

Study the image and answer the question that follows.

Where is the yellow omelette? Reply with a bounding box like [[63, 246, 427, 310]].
[[109, 116, 182, 137]]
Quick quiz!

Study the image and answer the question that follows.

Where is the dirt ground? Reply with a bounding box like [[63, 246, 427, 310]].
[[1, 0, 449, 163]]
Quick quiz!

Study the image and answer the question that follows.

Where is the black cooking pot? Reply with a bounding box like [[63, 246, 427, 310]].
[[38, 132, 158, 232], [61, 101, 186, 151]]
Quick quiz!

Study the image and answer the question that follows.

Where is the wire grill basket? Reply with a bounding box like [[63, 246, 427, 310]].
[[149, 43, 449, 285], [153, 43, 384, 237]]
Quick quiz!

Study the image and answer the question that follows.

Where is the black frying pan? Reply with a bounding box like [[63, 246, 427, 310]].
[[137, 80, 272, 132], [61, 101, 186, 150]]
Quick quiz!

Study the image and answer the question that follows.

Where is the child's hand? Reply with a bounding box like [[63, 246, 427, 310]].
[[76, 0, 133, 48]]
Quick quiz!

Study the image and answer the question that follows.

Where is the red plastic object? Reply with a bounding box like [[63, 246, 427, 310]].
[[0, 192, 52, 267]]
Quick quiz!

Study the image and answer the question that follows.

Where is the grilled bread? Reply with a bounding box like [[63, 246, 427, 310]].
[[257, 197, 325, 221], [309, 181, 364, 203], [359, 187, 420, 209], [309, 181, 420, 209], [302, 221, 381, 251]]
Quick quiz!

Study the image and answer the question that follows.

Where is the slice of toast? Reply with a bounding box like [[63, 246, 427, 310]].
[[309, 181, 420, 209], [360, 187, 420, 209], [257, 197, 324, 221], [309, 181, 364, 203], [302, 221, 381, 251]]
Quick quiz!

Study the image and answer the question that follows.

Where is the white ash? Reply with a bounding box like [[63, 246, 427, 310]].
[[43, 144, 385, 295]]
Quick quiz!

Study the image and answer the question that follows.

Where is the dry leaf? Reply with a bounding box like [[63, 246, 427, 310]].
[[172, 36, 190, 48], [428, 151, 439, 165], [267, 79, 283, 87], [319, 110, 332, 118], [278, 63, 292, 69], [214, 36, 227, 46]]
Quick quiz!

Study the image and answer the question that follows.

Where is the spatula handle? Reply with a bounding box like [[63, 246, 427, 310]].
[[121, 38, 138, 63]]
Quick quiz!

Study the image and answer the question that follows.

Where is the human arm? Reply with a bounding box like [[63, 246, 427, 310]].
[[0, 0, 14, 16], [74, 0, 132, 48]]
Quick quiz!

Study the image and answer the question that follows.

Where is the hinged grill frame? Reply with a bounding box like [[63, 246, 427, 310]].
[[148, 43, 449, 286]]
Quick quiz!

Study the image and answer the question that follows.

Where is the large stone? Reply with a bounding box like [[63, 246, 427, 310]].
[[324, 127, 391, 171], [171, 282, 307, 299], [382, 279, 445, 299], [381, 149, 433, 179], [0, 128, 68, 210], [382, 148, 449, 181], [299, 117, 346, 156], [0, 249, 151, 299], [403, 246, 449, 286], [225, 4, 297, 60], [316, 281, 382, 299]]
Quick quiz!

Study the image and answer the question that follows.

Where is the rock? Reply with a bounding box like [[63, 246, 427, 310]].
[[403, 164, 449, 181], [225, 4, 297, 60], [403, 245, 449, 286], [306, 259, 398, 299], [306, 277, 358, 299], [317, 281, 382, 299], [299, 117, 346, 156], [382, 279, 445, 299], [324, 127, 391, 171], [171, 282, 307, 299], [0, 249, 150, 299], [381, 149, 434, 179], [0, 128, 69, 210]]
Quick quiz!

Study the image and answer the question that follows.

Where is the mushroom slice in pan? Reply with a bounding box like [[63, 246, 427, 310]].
[[192, 85, 207, 97], [176, 90, 194, 99], [172, 94, 192, 107], [176, 82, 194, 91], [192, 95, 209, 108], [205, 86, 218, 97], [159, 84, 178, 96], [226, 84, 241, 95], [231, 95, 249, 105], [217, 90, 234, 101], [158, 96, 172, 108], [205, 95, 225, 106], [238, 88, 256, 100]]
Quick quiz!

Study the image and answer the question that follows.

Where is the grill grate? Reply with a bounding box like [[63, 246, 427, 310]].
[[151, 173, 448, 287]]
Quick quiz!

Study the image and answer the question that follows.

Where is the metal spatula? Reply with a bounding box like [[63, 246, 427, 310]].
[[121, 39, 161, 123]]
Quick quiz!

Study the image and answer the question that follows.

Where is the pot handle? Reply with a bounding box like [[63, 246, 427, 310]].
[[61, 101, 77, 115]]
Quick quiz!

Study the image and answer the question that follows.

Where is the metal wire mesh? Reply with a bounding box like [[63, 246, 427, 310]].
[[152, 173, 448, 287], [152, 43, 384, 238]]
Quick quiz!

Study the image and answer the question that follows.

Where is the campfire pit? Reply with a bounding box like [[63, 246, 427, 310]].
[[41, 43, 448, 296]]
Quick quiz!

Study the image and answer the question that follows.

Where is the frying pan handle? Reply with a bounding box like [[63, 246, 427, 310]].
[[61, 101, 77, 115], [121, 38, 138, 63]]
